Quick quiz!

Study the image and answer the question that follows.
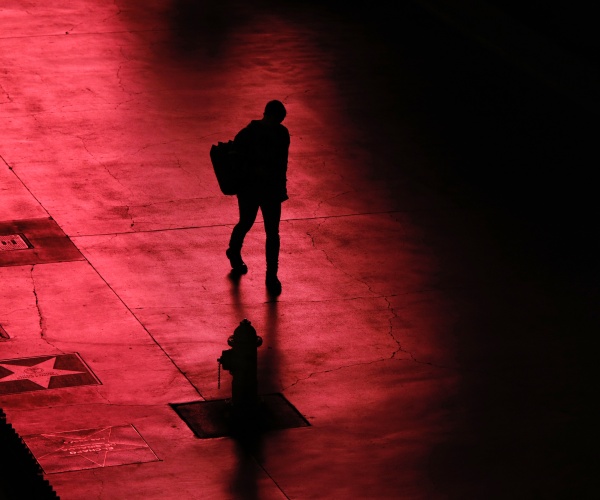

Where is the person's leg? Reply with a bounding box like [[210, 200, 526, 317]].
[[227, 194, 259, 273], [261, 199, 282, 294]]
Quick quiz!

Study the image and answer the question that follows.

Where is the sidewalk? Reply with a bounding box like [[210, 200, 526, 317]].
[[1, 1, 596, 498]]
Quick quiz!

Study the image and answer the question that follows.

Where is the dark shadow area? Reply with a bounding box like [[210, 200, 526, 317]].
[[260, 298, 281, 393], [230, 432, 262, 500], [0, 409, 59, 499], [229, 394, 308, 500], [167, 0, 235, 56], [50, 1, 596, 495], [228, 271, 245, 323], [229, 293, 302, 499], [391, 5, 597, 498], [116, 0, 247, 59], [172, 394, 307, 499], [172, 394, 310, 500], [286, 1, 598, 280], [486, 0, 600, 66], [282, 1, 599, 497]]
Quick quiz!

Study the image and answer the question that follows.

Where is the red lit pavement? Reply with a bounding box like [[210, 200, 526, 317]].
[[1, 1, 596, 499]]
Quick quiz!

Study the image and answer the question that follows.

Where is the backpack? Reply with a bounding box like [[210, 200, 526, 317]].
[[209, 140, 245, 195]]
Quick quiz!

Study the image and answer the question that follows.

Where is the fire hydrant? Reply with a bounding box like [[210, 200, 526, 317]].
[[218, 319, 263, 418]]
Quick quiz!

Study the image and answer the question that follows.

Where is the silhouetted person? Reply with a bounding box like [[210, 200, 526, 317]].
[[226, 100, 290, 295]]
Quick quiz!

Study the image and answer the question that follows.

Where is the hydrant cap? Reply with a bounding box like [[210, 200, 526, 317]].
[[233, 318, 257, 342]]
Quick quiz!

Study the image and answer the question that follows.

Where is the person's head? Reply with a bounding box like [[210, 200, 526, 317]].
[[263, 100, 286, 123]]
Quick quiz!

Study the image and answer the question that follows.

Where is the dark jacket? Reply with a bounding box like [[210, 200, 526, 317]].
[[234, 119, 290, 202]]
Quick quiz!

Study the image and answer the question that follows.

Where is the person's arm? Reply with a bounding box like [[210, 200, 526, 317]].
[[276, 128, 290, 201]]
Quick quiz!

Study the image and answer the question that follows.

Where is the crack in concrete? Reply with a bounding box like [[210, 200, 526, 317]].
[[383, 294, 415, 362], [117, 44, 132, 63], [116, 48, 145, 98], [92, 469, 106, 500], [76, 134, 133, 196], [29, 112, 46, 133], [112, 0, 123, 20], [123, 205, 135, 228], [122, 139, 182, 160], [284, 346, 455, 392], [116, 60, 128, 95], [63, 0, 123, 36], [174, 154, 197, 180], [313, 189, 353, 217], [0, 82, 13, 103], [304, 220, 435, 367], [305, 220, 377, 297], [29, 265, 63, 352], [83, 86, 113, 108], [30, 265, 47, 339], [65, 22, 81, 35], [283, 357, 398, 392], [114, 97, 136, 110]]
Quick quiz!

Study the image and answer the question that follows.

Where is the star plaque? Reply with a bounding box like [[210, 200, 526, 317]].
[[22, 425, 160, 473], [0, 353, 100, 395]]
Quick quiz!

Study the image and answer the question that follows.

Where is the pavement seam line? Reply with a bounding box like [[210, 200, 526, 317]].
[[1, 154, 53, 218], [283, 358, 404, 392], [81, 258, 206, 400], [6, 402, 169, 412], [305, 220, 417, 363], [0, 28, 169, 41], [283, 352, 458, 393], [68, 210, 432, 239]]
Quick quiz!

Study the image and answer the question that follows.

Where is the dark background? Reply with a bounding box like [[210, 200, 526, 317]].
[[288, 1, 599, 495]]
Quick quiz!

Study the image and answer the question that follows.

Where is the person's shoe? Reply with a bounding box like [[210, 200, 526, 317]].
[[226, 248, 248, 275], [266, 273, 282, 295]]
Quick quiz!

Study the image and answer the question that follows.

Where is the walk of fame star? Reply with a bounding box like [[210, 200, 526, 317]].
[[23, 425, 160, 474], [0, 357, 86, 388], [39, 427, 121, 468]]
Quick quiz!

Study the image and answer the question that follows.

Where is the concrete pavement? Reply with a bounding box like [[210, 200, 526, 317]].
[[1, 1, 597, 498]]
